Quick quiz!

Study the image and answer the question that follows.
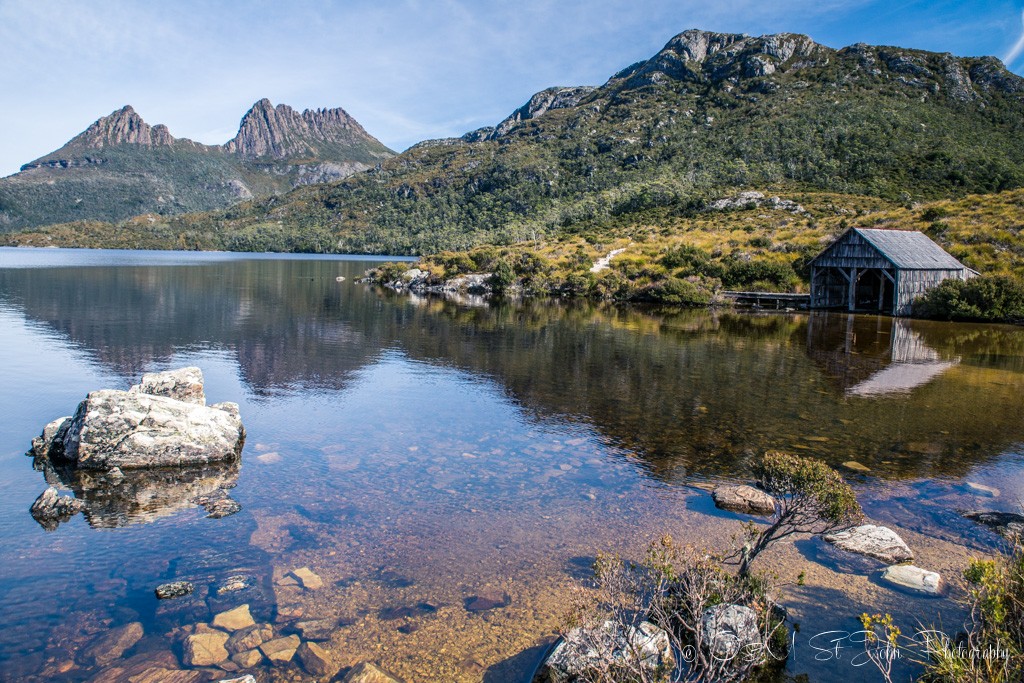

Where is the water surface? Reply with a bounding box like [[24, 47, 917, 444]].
[[0, 248, 1022, 682]]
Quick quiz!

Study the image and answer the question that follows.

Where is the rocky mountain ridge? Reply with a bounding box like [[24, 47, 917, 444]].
[[0, 99, 394, 230], [5, 28, 1024, 253]]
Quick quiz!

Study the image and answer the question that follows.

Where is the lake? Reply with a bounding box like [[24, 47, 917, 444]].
[[0, 248, 1022, 682]]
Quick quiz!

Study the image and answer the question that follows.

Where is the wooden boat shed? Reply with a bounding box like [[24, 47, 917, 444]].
[[810, 228, 976, 316]]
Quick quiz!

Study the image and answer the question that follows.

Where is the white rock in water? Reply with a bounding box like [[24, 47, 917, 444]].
[[966, 482, 1000, 498], [824, 524, 913, 564], [882, 565, 943, 594], [130, 366, 206, 405], [60, 389, 244, 469]]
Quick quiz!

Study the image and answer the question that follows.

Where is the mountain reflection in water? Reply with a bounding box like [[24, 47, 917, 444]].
[[1, 253, 1023, 486]]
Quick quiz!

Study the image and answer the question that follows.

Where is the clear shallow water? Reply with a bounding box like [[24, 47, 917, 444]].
[[0, 248, 1022, 682]]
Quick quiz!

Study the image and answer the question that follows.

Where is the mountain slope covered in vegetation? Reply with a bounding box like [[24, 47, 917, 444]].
[[5, 29, 1024, 262], [0, 100, 394, 230]]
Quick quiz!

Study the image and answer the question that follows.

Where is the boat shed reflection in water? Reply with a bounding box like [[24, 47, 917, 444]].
[[806, 313, 958, 396]]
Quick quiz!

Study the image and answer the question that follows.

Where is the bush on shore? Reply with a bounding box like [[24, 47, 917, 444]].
[[915, 275, 1024, 323]]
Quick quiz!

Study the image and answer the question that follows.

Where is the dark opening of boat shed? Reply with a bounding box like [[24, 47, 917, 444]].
[[810, 228, 976, 316]]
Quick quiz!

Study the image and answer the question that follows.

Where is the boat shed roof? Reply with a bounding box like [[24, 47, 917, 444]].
[[818, 228, 968, 270]]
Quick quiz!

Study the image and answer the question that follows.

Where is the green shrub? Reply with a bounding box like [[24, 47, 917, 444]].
[[921, 544, 1023, 682], [914, 275, 1024, 323], [645, 277, 713, 306], [489, 258, 516, 293], [722, 260, 798, 291]]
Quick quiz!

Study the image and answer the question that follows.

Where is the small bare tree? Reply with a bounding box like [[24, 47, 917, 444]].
[[733, 451, 862, 577]]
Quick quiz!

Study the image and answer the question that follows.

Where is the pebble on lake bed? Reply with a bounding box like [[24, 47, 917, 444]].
[[290, 566, 324, 590], [342, 662, 403, 682], [155, 581, 194, 599]]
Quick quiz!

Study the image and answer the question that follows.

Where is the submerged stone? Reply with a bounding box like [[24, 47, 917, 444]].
[[226, 623, 274, 654], [216, 574, 257, 595], [290, 567, 324, 590], [711, 485, 775, 515], [962, 510, 1024, 539], [230, 650, 262, 668], [81, 622, 143, 667], [464, 590, 510, 612], [155, 581, 194, 600], [342, 662, 403, 682], [260, 635, 301, 664], [297, 641, 339, 677], [293, 618, 337, 641], [184, 631, 229, 666], [965, 482, 1000, 498], [212, 604, 255, 632]]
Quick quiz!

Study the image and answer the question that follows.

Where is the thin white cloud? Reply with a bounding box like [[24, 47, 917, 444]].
[[1003, 9, 1024, 67]]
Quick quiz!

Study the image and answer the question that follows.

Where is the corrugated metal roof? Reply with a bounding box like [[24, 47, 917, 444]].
[[854, 228, 967, 270]]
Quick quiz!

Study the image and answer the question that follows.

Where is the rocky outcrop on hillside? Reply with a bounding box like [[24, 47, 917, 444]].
[[489, 86, 597, 139], [224, 99, 390, 160]]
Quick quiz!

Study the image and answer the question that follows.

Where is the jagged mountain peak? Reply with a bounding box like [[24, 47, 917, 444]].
[[68, 105, 177, 149], [224, 99, 380, 160]]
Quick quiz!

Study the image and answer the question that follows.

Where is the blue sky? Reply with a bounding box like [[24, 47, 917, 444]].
[[1, 0, 1023, 177]]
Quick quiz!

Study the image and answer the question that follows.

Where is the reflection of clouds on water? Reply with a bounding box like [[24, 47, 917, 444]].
[[847, 360, 958, 397], [806, 313, 959, 396]]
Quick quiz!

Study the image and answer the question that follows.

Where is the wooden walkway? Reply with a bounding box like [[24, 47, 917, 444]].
[[722, 291, 810, 310]]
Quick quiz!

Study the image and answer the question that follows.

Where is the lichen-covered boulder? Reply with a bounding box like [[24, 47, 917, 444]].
[[54, 389, 243, 469], [700, 604, 762, 662], [31, 416, 72, 458], [29, 486, 85, 530], [130, 367, 206, 405], [535, 620, 674, 682]]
